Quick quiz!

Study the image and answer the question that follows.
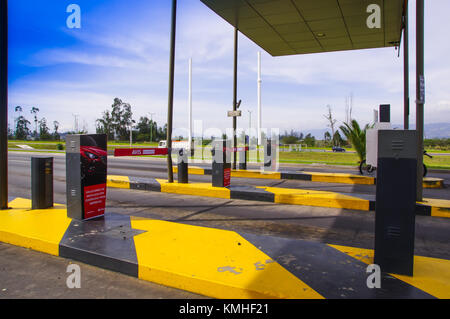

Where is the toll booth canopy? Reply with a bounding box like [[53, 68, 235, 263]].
[[200, 0, 405, 56]]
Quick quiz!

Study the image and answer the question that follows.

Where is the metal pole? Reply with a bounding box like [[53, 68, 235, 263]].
[[257, 51, 262, 145], [416, 0, 424, 201], [404, 2, 410, 130], [232, 28, 238, 170], [129, 124, 132, 148], [148, 112, 155, 143], [0, 0, 8, 209], [188, 58, 192, 148], [166, 0, 177, 183]]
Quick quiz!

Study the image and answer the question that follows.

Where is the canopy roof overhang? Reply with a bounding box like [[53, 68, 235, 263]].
[[200, 0, 406, 56]]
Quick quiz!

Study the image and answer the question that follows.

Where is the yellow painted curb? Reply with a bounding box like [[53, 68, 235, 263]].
[[423, 177, 444, 189], [329, 244, 450, 299], [306, 172, 375, 185], [173, 166, 205, 175], [231, 170, 281, 179], [0, 198, 71, 256], [131, 217, 323, 299], [258, 186, 370, 211], [107, 175, 130, 189], [157, 179, 230, 199], [419, 198, 450, 218]]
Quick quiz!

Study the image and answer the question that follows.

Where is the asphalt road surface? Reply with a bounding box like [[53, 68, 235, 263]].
[[3, 151, 450, 298]]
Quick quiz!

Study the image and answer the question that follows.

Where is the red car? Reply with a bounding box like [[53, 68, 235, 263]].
[[80, 146, 107, 176]]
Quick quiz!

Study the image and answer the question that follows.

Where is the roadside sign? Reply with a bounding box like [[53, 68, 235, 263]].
[[227, 110, 242, 117]]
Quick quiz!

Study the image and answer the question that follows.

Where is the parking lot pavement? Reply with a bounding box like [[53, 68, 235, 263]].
[[0, 242, 205, 299]]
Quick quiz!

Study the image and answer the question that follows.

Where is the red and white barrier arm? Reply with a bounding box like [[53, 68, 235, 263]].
[[114, 148, 169, 157], [225, 147, 249, 152]]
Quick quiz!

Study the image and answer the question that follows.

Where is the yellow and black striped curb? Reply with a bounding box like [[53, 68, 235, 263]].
[[172, 166, 445, 188], [107, 175, 450, 218], [1, 197, 449, 299]]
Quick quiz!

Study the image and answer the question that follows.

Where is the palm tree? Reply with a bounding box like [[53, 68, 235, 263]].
[[340, 119, 371, 162]]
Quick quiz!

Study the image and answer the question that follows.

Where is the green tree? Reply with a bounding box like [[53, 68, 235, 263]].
[[340, 119, 370, 162], [15, 116, 31, 140], [303, 133, 316, 147], [53, 121, 60, 140], [136, 116, 151, 142], [39, 118, 52, 140], [111, 98, 133, 141], [333, 131, 345, 146], [324, 131, 332, 145], [96, 110, 114, 140], [156, 124, 167, 142], [282, 135, 299, 144]]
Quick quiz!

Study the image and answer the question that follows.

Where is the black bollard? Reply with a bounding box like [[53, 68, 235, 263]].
[[31, 157, 54, 209], [264, 138, 272, 168], [238, 135, 249, 170], [212, 140, 231, 188], [178, 148, 188, 183]]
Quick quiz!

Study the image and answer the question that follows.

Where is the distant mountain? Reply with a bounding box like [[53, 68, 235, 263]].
[[391, 123, 450, 139], [306, 123, 450, 140]]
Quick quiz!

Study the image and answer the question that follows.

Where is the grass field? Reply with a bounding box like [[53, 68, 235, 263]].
[[277, 151, 450, 169], [8, 140, 450, 169]]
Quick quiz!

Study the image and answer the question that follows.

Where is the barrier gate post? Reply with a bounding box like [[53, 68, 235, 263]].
[[212, 139, 231, 188], [374, 130, 417, 276], [66, 134, 108, 220]]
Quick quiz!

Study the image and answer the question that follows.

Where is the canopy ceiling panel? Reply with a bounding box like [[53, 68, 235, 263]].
[[200, 0, 406, 56]]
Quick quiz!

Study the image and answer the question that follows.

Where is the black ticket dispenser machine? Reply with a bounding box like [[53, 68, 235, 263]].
[[212, 139, 231, 188], [66, 134, 108, 220], [374, 130, 417, 276]]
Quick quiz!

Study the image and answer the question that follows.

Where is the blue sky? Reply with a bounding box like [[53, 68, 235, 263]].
[[7, 0, 450, 138]]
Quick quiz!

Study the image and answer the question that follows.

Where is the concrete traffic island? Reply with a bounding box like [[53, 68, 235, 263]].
[[1, 197, 449, 299], [172, 166, 445, 189], [107, 175, 450, 218]]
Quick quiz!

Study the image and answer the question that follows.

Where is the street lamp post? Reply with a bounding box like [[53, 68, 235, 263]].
[[148, 112, 155, 143], [232, 27, 238, 170]]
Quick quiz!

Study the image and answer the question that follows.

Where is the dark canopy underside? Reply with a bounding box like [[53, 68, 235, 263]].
[[200, 0, 406, 56]]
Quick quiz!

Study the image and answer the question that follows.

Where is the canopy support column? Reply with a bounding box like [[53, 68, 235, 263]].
[[403, 2, 410, 130], [416, 0, 425, 201], [166, 0, 177, 183], [0, 0, 8, 209]]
